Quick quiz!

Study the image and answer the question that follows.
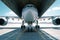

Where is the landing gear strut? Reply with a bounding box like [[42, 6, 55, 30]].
[[35, 20, 40, 30], [21, 20, 26, 30]]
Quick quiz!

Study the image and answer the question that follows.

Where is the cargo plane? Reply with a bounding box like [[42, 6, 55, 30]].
[[0, 0, 58, 31]]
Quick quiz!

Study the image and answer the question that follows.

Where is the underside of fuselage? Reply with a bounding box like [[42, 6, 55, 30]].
[[2, 0, 55, 18]]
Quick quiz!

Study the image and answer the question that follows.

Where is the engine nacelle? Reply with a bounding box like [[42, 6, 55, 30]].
[[52, 18, 60, 25], [0, 18, 7, 26]]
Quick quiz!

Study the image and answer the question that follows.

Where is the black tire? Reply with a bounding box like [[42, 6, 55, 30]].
[[21, 25, 26, 30], [35, 25, 40, 30], [27, 27, 33, 32]]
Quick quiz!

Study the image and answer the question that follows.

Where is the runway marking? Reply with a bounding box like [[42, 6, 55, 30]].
[[4, 28, 31, 40], [4, 29, 21, 40], [16, 29, 26, 40], [0, 29, 15, 36], [38, 31, 47, 40], [3, 29, 57, 40], [34, 29, 46, 40], [40, 30, 57, 40], [35, 29, 57, 40]]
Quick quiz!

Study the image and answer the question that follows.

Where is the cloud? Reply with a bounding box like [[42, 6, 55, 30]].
[[42, 6, 60, 16], [5, 11, 17, 16], [45, 6, 60, 13]]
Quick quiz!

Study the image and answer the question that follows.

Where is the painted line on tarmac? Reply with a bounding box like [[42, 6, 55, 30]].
[[40, 30, 58, 40], [34, 29, 46, 40], [38, 31, 47, 40], [4, 29, 26, 40], [16, 29, 26, 40], [4, 29, 21, 40]]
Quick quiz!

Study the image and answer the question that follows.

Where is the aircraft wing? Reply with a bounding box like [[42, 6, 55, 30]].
[[1, 0, 55, 18], [0, 16, 60, 29], [1, 15, 60, 21], [42, 16, 60, 18]]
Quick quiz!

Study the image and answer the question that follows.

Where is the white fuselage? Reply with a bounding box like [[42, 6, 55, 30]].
[[22, 4, 38, 24]]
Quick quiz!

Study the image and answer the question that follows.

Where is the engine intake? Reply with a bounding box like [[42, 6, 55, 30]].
[[52, 18, 60, 25], [0, 18, 7, 26]]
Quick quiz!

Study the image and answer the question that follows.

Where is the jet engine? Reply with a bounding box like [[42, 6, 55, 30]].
[[0, 18, 7, 26], [52, 18, 60, 25]]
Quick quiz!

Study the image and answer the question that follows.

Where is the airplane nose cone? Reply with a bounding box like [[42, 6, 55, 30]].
[[24, 11, 35, 23], [22, 4, 38, 23]]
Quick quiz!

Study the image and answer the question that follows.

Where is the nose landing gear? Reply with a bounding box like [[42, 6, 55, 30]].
[[21, 20, 40, 32]]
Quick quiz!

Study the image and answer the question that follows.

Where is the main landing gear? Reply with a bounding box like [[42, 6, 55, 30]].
[[21, 20, 26, 30], [35, 20, 40, 30], [21, 20, 40, 32]]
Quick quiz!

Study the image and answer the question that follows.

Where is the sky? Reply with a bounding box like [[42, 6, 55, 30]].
[[0, 0, 60, 16]]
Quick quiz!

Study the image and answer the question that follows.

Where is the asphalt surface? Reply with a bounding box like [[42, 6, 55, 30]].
[[0, 29, 58, 40]]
